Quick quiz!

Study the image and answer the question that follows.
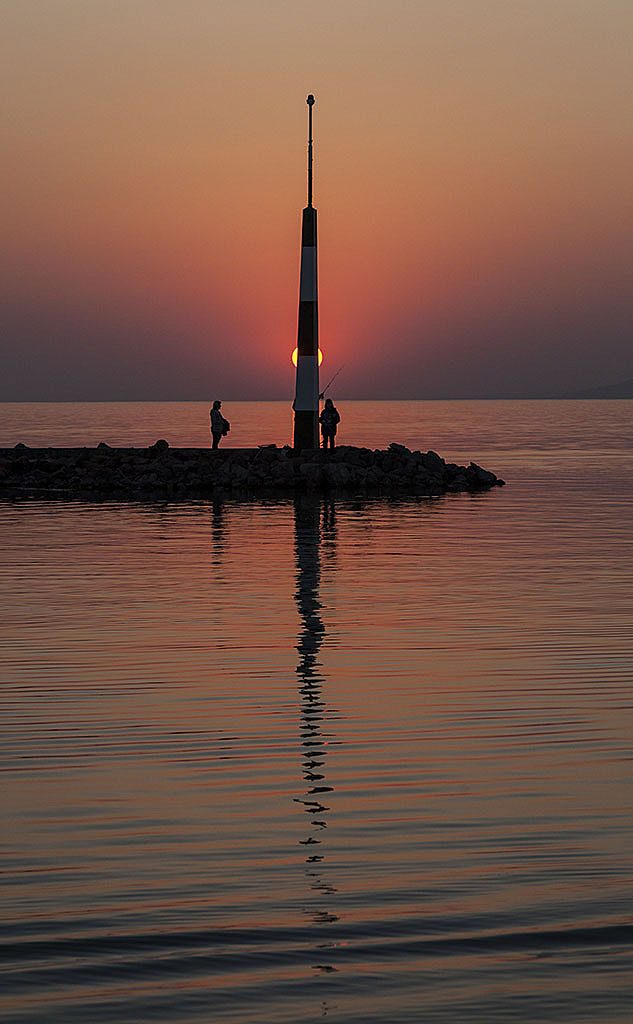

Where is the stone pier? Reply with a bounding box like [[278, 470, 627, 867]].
[[0, 442, 505, 499]]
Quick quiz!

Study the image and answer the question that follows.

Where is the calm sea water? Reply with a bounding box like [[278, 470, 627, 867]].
[[2, 400, 633, 1023]]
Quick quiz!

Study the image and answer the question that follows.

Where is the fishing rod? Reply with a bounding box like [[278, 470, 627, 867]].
[[319, 364, 345, 400]]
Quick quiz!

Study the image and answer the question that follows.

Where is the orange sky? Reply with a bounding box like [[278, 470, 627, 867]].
[[1, 0, 632, 399]]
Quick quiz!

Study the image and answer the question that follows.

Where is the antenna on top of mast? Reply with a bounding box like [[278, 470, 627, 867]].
[[307, 94, 315, 208]]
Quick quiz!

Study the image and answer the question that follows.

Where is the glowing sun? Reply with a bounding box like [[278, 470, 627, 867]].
[[292, 347, 323, 367]]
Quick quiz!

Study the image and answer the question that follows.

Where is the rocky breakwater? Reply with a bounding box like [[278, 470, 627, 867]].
[[0, 441, 505, 499]]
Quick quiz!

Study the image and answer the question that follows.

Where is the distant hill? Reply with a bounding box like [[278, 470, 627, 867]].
[[557, 378, 633, 399]]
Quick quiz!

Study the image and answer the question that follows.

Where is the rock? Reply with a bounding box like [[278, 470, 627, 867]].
[[468, 462, 497, 486], [152, 439, 169, 452], [14, 442, 28, 450], [274, 461, 296, 483], [382, 452, 400, 472], [300, 463, 324, 487], [340, 447, 366, 467], [364, 467, 381, 487], [423, 450, 445, 471], [97, 441, 110, 449], [325, 464, 351, 486], [228, 465, 249, 486]]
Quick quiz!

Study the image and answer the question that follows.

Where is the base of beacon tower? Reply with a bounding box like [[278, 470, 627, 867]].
[[293, 411, 319, 452]]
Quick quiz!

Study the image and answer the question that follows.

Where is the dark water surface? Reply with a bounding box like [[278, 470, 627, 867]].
[[2, 401, 633, 1022]]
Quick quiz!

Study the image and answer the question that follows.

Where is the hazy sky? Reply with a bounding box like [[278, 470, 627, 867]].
[[2, 0, 632, 400]]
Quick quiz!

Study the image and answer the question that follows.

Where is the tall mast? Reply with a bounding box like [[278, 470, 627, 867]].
[[307, 93, 314, 207], [293, 95, 320, 451]]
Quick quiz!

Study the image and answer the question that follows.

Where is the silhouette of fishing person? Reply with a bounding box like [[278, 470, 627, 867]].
[[319, 398, 340, 450], [210, 400, 230, 449]]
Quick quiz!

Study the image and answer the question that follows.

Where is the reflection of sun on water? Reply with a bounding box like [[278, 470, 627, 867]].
[[292, 347, 323, 367]]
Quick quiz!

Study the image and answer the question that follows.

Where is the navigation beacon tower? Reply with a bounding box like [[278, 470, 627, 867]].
[[293, 94, 320, 451]]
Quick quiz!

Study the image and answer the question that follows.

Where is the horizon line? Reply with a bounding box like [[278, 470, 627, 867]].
[[0, 395, 629, 404]]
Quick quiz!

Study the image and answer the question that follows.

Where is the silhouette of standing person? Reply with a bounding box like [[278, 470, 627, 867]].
[[319, 398, 340, 450], [210, 400, 230, 449]]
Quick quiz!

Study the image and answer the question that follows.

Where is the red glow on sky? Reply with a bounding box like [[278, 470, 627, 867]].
[[1, 2, 632, 399]]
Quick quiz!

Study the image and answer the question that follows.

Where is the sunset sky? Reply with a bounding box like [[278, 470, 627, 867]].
[[2, 0, 632, 400]]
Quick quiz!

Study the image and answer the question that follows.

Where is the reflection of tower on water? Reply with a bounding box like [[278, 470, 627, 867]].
[[293, 496, 340, 929], [210, 497, 227, 572]]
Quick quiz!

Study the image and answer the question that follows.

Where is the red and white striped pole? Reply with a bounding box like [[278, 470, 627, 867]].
[[293, 94, 320, 451]]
